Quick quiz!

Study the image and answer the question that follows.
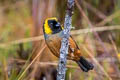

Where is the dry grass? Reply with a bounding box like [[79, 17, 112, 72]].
[[0, 0, 120, 80]]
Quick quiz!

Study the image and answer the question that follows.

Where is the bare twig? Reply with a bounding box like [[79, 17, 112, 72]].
[[109, 35, 119, 60], [10, 58, 120, 78], [10, 56, 120, 65], [0, 36, 43, 48], [82, 0, 106, 19], [71, 25, 120, 35], [108, 35, 120, 77], [96, 10, 120, 27], [75, 0, 112, 80], [57, 0, 74, 80], [10, 59, 120, 78], [75, 0, 111, 58], [17, 45, 46, 80], [0, 25, 120, 48], [83, 46, 112, 80]]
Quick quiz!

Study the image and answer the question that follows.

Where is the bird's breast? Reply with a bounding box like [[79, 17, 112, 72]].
[[44, 31, 81, 60], [45, 32, 62, 57]]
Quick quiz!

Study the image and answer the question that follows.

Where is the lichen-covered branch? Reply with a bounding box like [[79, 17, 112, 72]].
[[57, 0, 74, 80]]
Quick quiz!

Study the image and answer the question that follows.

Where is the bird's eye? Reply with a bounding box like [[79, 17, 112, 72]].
[[50, 23, 53, 25]]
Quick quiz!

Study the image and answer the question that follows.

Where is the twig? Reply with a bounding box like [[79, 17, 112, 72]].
[[75, 0, 110, 59], [95, 10, 120, 27], [10, 56, 120, 65], [10, 59, 120, 78], [75, 0, 112, 80], [108, 35, 120, 78], [71, 25, 120, 35], [0, 36, 43, 48], [83, 46, 112, 80], [109, 35, 120, 61], [0, 25, 120, 48], [82, 0, 106, 19], [57, 0, 74, 80], [17, 45, 46, 80]]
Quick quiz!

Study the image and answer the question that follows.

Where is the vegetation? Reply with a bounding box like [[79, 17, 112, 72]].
[[0, 0, 120, 80]]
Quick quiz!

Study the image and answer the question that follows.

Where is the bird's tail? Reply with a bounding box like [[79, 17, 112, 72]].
[[76, 56, 94, 72]]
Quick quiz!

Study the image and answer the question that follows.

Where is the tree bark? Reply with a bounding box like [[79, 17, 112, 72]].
[[57, 0, 74, 80]]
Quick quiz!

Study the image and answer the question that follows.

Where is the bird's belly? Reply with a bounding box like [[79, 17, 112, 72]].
[[46, 34, 80, 60], [46, 35, 62, 58]]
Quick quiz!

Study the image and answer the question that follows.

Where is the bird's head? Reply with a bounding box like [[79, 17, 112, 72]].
[[43, 17, 63, 34]]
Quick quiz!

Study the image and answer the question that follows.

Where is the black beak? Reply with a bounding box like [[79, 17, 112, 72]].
[[55, 22, 60, 27]]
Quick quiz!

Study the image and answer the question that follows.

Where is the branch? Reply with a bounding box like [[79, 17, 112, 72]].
[[57, 0, 74, 80], [1, 25, 120, 48]]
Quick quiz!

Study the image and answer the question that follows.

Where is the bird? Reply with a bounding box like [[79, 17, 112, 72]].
[[43, 17, 94, 72]]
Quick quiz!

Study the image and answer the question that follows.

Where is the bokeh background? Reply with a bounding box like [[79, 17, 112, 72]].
[[0, 0, 120, 80]]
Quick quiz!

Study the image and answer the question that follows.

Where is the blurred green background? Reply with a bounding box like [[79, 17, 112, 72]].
[[0, 0, 120, 80]]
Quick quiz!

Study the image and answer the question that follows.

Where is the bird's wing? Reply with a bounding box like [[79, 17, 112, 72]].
[[68, 36, 81, 60]]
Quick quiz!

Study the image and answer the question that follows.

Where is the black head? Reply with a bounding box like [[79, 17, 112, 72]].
[[48, 20, 62, 34]]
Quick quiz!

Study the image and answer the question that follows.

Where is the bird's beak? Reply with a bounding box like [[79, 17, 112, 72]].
[[55, 22, 61, 27]]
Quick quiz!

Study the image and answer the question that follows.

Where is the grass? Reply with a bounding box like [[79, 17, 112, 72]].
[[0, 0, 120, 80]]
